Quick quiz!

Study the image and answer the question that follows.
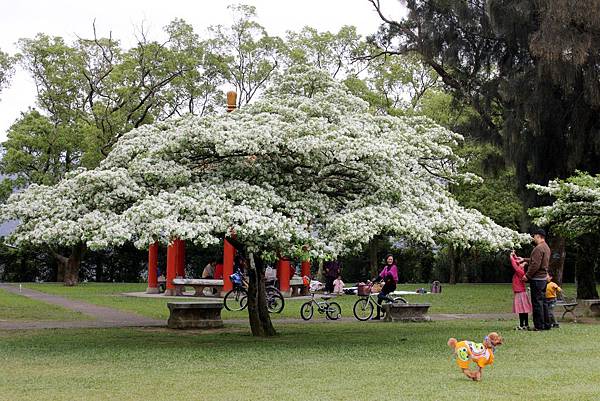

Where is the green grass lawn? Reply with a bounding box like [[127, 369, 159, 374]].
[[0, 287, 87, 321], [0, 319, 598, 401], [22, 282, 585, 321]]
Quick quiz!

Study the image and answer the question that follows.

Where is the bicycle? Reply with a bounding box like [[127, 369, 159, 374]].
[[353, 281, 406, 321], [223, 270, 285, 313], [300, 292, 342, 320]]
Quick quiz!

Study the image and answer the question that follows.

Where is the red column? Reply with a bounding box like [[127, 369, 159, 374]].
[[300, 260, 311, 295], [165, 241, 177, 296], [176, 239, 186, 278], [301, 260, 311, 278], [221, 239, 236, 296], [278, 257, 291, 296], [146, 242, 159, 294]]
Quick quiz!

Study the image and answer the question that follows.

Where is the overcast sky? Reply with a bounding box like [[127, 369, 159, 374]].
[[0, 0, 406, 143]]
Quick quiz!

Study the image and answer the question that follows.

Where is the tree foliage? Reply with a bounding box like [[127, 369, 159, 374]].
[[368, 0, 600, 199], [529, 172, 600, 239], [0, 49, 15, 98], [529, 172, 600, 298], [208, 4, 285, 107]]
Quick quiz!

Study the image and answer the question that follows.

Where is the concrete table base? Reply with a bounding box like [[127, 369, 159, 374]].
[[383, 303, 431, 322], [167, 302, 224, 329]]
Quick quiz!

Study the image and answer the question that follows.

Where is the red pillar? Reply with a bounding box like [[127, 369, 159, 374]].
[[165, 241, 177, 296], [221, 92, 237, 296], [176, 239, 186, 278], [146, 242, 159, 294], [221, 239, 236, 295], [301, 260, 311, 278], [278, 257, 291, 296]]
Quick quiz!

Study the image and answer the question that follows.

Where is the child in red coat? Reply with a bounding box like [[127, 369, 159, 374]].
[[510, 251, 532, 330]]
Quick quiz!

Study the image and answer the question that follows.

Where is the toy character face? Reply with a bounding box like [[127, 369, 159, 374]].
[[457, 347, 469, 362]]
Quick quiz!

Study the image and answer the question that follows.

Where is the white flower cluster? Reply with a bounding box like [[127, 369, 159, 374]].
[[528, 172, 600, 238], [1, 65, 529, 256]]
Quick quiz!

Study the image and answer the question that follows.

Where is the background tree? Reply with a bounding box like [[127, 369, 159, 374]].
[[367, 0, 600, 291], [285, 25, 370, 79], [1, 22, 228, 282], [529, 173, 600, 299], [208, 4, 285, 107], [0, 49, 15, 98]]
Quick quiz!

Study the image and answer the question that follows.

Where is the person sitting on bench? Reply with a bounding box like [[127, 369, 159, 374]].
[[202, 259, 217, 279]]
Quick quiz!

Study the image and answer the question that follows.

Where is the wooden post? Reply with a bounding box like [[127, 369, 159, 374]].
[[146, 242, 159, 294], [227, 90, 237, 112], [165, 241, 177, 296]]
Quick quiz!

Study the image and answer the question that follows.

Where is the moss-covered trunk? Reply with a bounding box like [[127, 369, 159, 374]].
[[246, 253, 277, 337], [53, 243, 85, 286]]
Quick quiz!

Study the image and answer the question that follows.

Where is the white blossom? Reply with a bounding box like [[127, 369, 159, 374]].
[[1, 65, 529, 256]]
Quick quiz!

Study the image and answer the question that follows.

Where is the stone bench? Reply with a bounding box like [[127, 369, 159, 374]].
[[172, 278, 224, 297], [585, 299, 600, 317], [577, 299, 600, 318], [289, 277, 306, 297], [555, 300, 578, 322], [167, 302, 224, 329], [382, 303, 431, 322]]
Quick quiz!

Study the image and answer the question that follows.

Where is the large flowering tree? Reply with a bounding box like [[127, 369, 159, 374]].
[[529, 172, 600, 299], [2, 66, 527, 335]]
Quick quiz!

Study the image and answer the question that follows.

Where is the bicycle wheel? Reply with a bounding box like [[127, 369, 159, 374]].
[[266, 286, 285, 313], [391, 296, 407, 304], [224, 287, 248, 311], [300, 302, 314, 320], [239, 295, 248, 310], [326, 302, 342, 320], [353, 298, 373, 321]]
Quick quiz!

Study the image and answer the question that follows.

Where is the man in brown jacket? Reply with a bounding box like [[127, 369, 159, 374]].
[[521, 229, 552, 330]]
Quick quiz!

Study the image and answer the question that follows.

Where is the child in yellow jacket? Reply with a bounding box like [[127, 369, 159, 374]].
[[545, 273, 562, 328]]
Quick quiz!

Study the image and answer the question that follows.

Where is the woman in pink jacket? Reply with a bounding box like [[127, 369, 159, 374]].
[[510, 251, 532, 330], [372, 254, 399, 320]]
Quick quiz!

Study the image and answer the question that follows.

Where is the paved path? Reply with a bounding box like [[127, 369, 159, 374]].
[[0, 283, 163, 330], [0, 283, 515, 330]]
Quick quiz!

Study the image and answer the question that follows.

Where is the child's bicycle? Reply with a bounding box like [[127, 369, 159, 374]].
[[353, 281, 406, 321], [224, 270, 285, 313], [300, 292, 342, 320]]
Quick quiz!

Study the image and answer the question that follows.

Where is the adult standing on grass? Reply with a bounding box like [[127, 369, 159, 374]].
[[372, 254, 399, 320], [324, 260, 341, 294], [520, 229, 551, 330]]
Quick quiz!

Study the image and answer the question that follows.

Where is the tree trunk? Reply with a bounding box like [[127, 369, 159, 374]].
[[369, 238, 379, 279], [56, 259, 65, 282], [575, 236, 599, 299], [548, 236, 566, 286], [246, 253, 277, 337], [316, 259, 324, 282], [460, 249, 469, 283], [52, 243, 86, 286], [448, 245, 457, 285]]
